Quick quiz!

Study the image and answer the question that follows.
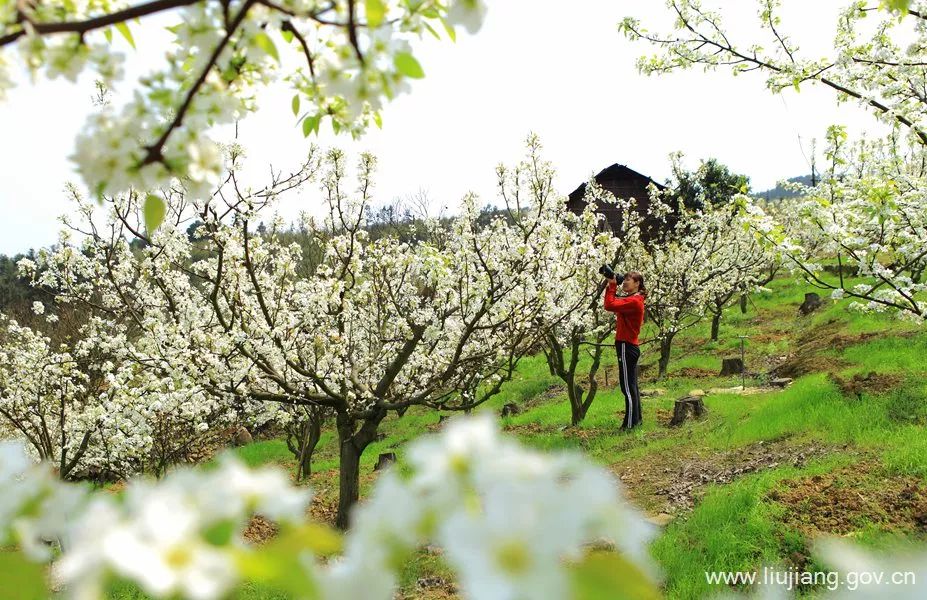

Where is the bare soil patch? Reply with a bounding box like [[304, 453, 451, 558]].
[[770, 318, 868, 379], [766, 462, 927, 537], [502, 421, 549, 436], [674, 367, 718, 379], [830, 371, 905, 400], [243, 515, 279, 545]]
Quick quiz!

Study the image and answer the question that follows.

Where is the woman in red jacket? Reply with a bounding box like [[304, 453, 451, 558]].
[[603, 271, 646, 430]]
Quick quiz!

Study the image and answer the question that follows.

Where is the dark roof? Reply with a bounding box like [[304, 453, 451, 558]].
[[568, 163, 666, 204]]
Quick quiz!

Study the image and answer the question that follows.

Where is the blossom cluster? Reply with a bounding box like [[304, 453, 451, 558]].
[[0, 0, 488, 221]]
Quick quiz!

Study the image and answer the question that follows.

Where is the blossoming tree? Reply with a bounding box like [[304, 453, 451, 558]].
[[640, 193, 763, 378], [744, 127, 927, 321], [34, 138, 601, 528], [620, 0, 924, 144]]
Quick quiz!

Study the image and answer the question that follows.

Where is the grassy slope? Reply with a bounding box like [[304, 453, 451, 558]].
[[105, 275, 927, 599]]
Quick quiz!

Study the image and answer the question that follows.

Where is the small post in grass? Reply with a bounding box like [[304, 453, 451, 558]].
[[737, 335, 748, 391]]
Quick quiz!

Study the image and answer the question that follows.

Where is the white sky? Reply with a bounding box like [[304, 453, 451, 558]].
[[0, 0, 886, 255]]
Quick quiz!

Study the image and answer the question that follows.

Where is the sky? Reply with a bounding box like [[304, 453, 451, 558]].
[[0, 0, 886, 255]]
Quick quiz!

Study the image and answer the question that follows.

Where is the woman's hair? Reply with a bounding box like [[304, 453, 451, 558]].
[[626, 271, 646, 297]]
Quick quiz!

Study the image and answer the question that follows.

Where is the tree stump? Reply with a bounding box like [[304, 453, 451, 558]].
[[720, 358, 745, 376], [500, 403, 519, 418], [798, 292, 823, 316], [669, 396, 706, 427], [374, 452, 397, 471]]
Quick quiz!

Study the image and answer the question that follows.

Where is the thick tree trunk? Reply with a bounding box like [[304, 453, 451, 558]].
[[740, 294, 748, 314], [335, 410, 386, 530], [336, 431, 362, 530]]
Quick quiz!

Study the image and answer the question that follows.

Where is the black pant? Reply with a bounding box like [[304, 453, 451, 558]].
[[616, 341, 642, 429]]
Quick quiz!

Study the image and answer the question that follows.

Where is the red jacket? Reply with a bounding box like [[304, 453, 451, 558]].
[[603, 281, 645, 345]]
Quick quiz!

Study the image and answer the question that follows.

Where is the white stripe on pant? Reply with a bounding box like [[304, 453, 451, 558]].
[[621, 342, 632, 428]]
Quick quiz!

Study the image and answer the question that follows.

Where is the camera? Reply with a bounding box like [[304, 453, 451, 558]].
[[599, 264, 618, 280]]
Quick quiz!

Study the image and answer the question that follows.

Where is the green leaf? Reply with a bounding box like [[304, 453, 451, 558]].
[[281, 28, 294, 44], [254, 32, 280, 63], [291, 94, 301, 117], [394, 51, 425, 79], [103, 28, 113, 43], [569, 552, 661, 600], [365, 0, 387, 27], [144, 194, 166, 234], [373, 111, 383, 129], [424, 22, 441, 40], [115, 21, 136, 49], [302, 114, 321, 137], [880, 0, 911, 13], [442, 18, 457, 42], [0, 550, 47, 600]]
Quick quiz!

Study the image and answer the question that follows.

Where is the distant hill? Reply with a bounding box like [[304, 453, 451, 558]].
[[752, 174, 814, 201]]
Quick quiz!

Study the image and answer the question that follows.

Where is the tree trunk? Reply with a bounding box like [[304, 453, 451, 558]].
[[336, 431, 362, 530], [296, 417, 322, 481], [569, 383, 587, 426], [658, 335, 674, 379], [740, 294, 748, 314], [335, 410, 386, 530], [710, 312, 721, 342]]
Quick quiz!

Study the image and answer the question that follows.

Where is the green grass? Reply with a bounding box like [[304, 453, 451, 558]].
[[231, 439, 298, 468]]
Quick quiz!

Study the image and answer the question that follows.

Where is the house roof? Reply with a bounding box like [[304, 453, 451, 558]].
[[568, 163, 666, 203]]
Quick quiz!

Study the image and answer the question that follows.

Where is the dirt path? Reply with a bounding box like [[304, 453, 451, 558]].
[[612, 437, 839, 518]]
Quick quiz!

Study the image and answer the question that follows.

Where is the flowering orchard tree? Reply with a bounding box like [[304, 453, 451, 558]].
[[640, 193, 763, 379], [620, 0, 925, 145], [533, 179, 643, 426], [0, 0, 486, 226], [664, 154, 777, 341], [0, 313, 107, 480], [704, 214, 779, 342], [0, 302, 239, 480], [0, 316, 246, 482], [35, 140, 591, 529], [744, 127, 927, 321]]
